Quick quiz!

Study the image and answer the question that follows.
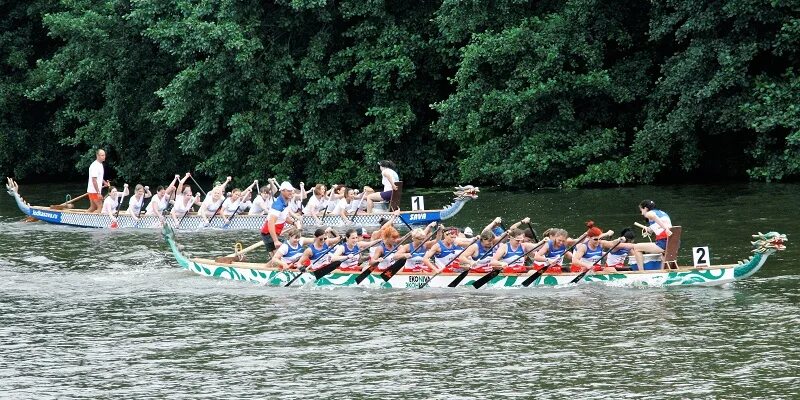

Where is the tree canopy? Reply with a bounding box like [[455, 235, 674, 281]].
[[1, 0, 797, 188]]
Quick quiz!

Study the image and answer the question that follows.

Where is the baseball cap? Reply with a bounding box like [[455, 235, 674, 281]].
[[464, 227, 474, 237], [279, 181, 295, 192]]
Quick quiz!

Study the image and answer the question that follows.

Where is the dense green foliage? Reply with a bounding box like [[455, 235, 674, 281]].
[[1, 0, 798, 188]]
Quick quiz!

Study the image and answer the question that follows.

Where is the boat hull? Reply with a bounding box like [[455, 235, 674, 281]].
[[163, 225, 777, 289]]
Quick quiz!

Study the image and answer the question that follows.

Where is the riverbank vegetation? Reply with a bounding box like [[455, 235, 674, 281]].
[[1, 0, 798, 188]]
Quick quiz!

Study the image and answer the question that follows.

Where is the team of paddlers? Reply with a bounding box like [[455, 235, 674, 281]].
[[255, 199, 674, 277], [80, 149, 674, 274]]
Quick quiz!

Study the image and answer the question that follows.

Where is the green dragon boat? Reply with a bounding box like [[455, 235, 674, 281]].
[[162, 224, 786, 289]]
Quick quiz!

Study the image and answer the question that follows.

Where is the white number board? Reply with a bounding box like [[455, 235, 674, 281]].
[[692, 246, 710, 267], [411, 196, 425, 211]]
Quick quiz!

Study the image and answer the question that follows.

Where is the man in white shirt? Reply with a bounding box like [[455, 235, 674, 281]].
[[87, 149, 108, 213]]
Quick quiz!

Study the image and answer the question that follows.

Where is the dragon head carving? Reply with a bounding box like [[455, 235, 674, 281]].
[[453, 185, 479, 201], [751, 232, 787, 254], [6, 177, 18, 193]]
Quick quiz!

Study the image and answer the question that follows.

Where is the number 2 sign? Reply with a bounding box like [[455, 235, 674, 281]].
[[692, 246, 710, 267]]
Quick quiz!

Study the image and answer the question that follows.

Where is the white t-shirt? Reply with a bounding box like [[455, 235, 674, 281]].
[[173, 194, 194, 215], [249, 195, 273, 215], [201, 194, 224, 214], [382, 168, 399, 192], [220, 197, 243, 217], [303, 195, 328, 215], [101, 193, 125, 215], [334, 198, 358, 215], [87, 160, 104, 193], [127, 195, 144, 216]]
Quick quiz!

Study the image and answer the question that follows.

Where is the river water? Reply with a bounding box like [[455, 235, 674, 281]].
[[1, 182, 798, 399]]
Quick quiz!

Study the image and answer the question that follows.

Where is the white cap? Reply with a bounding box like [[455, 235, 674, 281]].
[[279, 181, 295, 192], [464, 227, 474, 237]]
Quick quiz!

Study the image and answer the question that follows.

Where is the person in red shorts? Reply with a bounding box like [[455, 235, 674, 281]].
[[87, 149, 109, 213]]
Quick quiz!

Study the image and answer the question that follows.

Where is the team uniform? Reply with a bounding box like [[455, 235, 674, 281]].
[[372, 243, 398, 271], [338, 243, 363, 272], [435, 240, 464, 273], [467, 242, 496, 273], [570, 243, 604, 273], [402, 242, 430, 273], [145, 194, 168, 216], [126, 195, 145, 219], [260, 196, 290, 252], [172, 194, 195, 217], [220, 197, 244, 218], [606, 247, 631, 270], [648, 209, 672, 250], [307, 242, 332, 270], [101, 192, 126, 216], [535, 240, 568, 274], [248, 194, 273, 215], [276, 242, 305, 269], [499, 242, 528, 273], [200, 195, 224, 217]]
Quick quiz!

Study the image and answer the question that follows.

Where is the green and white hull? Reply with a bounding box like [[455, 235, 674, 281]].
[[163, 225, 786, 289]]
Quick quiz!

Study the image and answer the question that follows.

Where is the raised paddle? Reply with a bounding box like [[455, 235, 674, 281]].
[[569, 239, 623, 284], [50, 192, 90, 210], [188, 174, 208, 198], [380, 225, 441, 282], [446, 230, 510, 287], [472, 238, 548, 289], [417, 236, 480, 289], [205, 193, 228, 227], [354, 231, 413, 284]]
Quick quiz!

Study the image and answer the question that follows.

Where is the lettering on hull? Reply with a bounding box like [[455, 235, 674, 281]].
[[30, 209, 61, 223]]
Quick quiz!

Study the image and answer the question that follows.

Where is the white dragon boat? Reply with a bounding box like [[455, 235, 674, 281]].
[[162, 223, 787, 289], [5, 178, 478, 231]]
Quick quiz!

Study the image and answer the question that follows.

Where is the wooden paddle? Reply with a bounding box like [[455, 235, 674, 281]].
[[472, 238, 548, 289], [447, 230, 510, 287], [50, 192, 89, 210], [188, 174, 208, 198], [380, 226, 441, 282], [417, 236, 480, 289], [569, 239, 623, 284], [354, 231, 412, 284]]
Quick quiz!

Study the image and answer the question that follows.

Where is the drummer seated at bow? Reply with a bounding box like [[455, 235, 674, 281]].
[[269, 227, 314, 270], [296, 227, 342, 272], [570, 221, 623, 273], [329, 228, 383, 272], [632, 199, 673, 269], [393, 222, 438, 273]]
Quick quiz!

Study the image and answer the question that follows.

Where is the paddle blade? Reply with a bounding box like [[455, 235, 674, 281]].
[[312, 261, 342, 280], [472, 269, 501, 289], [380, 258, 406, 282], [447, 269, 470, 288], [355, 263, 378, 284], [521, 267, 547, 287], [570, 270, 589, 284], [285, 268, 307, 287]]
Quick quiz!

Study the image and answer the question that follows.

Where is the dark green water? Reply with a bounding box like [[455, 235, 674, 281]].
[[1, 182, 798, 399]]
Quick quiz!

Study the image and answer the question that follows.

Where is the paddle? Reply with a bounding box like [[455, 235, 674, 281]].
[[354, 231, 413, 284], [285, 247, 344, 287], [380, 225, 440, 281], [205, 193, 228, 227], [472, 238, 548, 289], [110, 185, 128, 229], [520, 232, 584, 287], [188, 174, 208, 198], [569, 239, 623, 284], [223, 201, 243, 229], [311, 238, 383, 281], [348, 190, 366, 223], [50, 192, 89, 210], [176, 194, 197, 229], [133, 189, 154, 228], [527, 222, 539, 242], [417, 236, 480, 289], [447, 230, 510, 287]]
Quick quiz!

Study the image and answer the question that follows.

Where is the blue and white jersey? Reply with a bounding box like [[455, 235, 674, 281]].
[[544, 240, 567, 265], [580, 243, 603, 265], [472, 242, 495, 268], [606, 247, 630, 267], [278, 242, 304, 264], [404, 242, 427, 268], [269, 196, 290, 224], [339, 243, 361, 268], [309, 242, 331, 268], [434, 240, 463, 267], [501, 242, 525, 267], [648, 209, 672, 240]]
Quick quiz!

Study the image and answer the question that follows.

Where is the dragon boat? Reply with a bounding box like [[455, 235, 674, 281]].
[[5, 178, 478, 231], [162, 224, 787, 289]]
